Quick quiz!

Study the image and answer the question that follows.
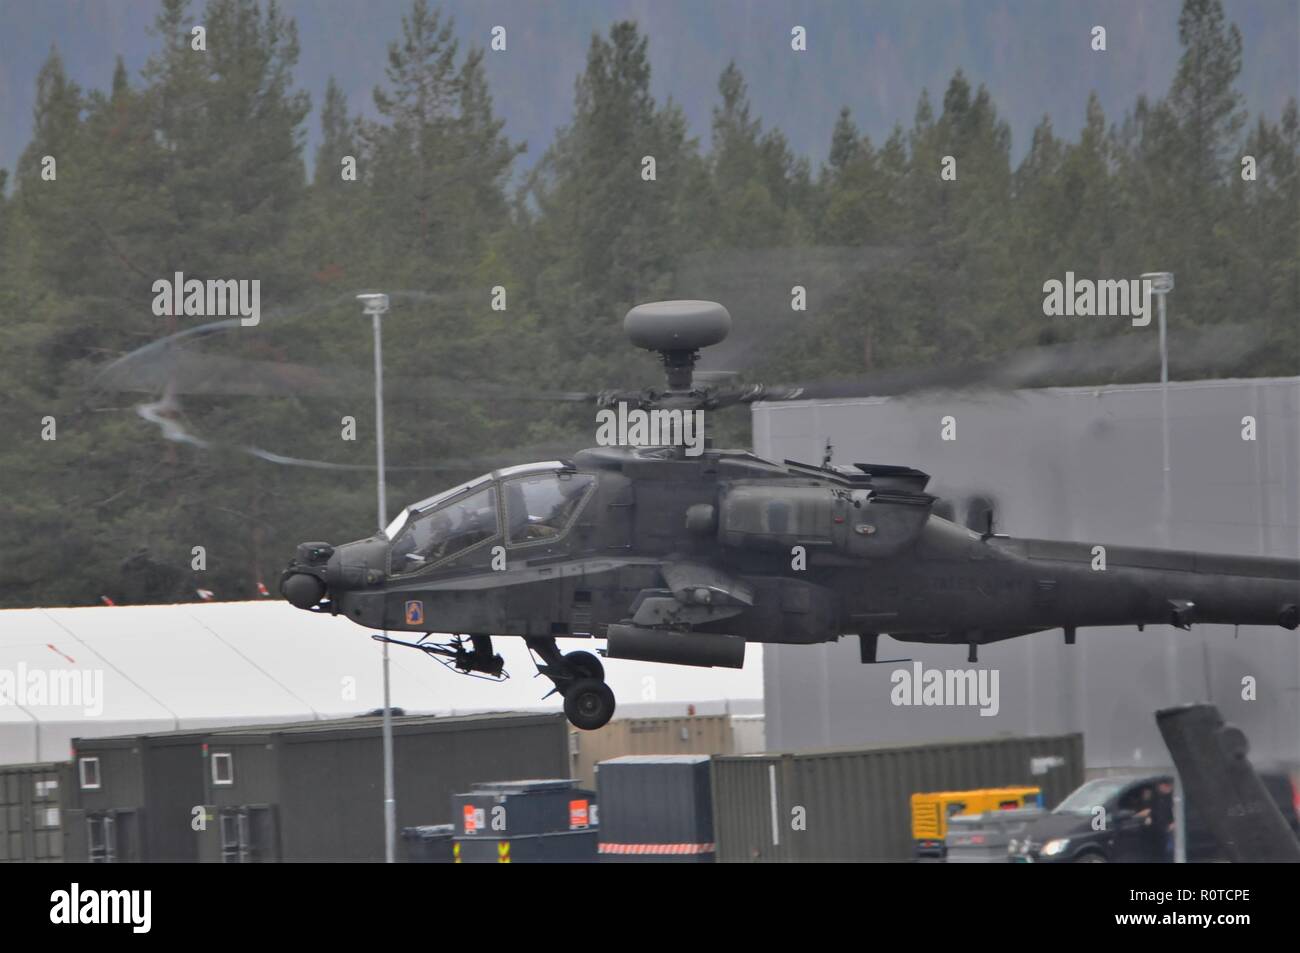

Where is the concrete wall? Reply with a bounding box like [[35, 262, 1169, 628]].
[[753, 378, 1300, 770]]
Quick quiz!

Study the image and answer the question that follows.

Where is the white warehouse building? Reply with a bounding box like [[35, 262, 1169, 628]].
[[753, 377, 1300, 771], [0, 600, 762, 765]]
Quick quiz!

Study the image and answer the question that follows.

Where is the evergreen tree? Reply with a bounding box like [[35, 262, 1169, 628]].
[[1169, 0, 1245, 193], [522, 21, 699, 383], [0, 0, 1294, 610]]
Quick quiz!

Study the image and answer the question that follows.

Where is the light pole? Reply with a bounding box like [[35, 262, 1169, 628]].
[[1141, 272, 1175, 484], [358, 291, 395, 863], [1141, 272, 1179, 861]]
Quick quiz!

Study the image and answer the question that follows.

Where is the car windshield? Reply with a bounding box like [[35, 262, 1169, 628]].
[[1053, 778, 1131, 814]]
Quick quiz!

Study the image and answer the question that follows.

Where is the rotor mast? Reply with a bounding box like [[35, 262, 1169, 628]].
[[623, 300, 731, 406]]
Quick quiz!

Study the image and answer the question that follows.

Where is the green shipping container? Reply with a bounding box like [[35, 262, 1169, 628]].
[[712, 733, 1084, 862], [0, 762, 71, 863]]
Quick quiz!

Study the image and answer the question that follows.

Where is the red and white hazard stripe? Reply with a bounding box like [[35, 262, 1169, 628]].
[[598, 842, 715, 855]]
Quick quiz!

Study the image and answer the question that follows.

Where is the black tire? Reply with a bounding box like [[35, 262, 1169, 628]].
[[563, 650, 605, 681], [1072, 851, 1108, 863], [564, 678, 616, 731]]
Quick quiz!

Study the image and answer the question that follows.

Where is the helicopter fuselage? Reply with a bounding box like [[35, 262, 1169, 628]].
[[283, 446, 1300, 666], [281, 300, 1298, 729]]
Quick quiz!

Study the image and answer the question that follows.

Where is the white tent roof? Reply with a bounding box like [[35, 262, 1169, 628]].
[[0, 601, 762, 764]]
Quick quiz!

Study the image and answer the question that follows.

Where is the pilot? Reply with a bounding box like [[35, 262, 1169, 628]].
[[527, 480, 589, 539], [421, 511, 454, 561]]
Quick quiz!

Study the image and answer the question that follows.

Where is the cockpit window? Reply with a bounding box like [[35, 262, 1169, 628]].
[[386, 474, 493, 540], [390, 486, 498, 572], [504, 473, 594, 545]]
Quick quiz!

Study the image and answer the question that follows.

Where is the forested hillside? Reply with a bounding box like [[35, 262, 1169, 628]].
[[0, 0, 1295, 607]]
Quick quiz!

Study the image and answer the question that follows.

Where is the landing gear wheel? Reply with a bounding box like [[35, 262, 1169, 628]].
[[563, 650, 605, 681], [564, 678, 616, 731]]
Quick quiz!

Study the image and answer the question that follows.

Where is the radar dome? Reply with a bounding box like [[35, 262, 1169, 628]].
[[624, 300, 731, 352]]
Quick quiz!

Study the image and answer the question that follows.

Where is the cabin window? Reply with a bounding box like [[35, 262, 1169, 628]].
[[391, 485, 498, 572], [79, 757, 101, 790], [504, 474, 594, 545], [212, 752, 234, 786]]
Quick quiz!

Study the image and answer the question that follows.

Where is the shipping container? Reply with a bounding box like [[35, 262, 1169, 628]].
[[63, 729, 210, 862], [0, 762, 71, 862], [452, 778, 597, 863], [569, 715, 733, 789], [730, 715, 766, 755], [453, 829, 599, 863], [597, 755, 714, 862], [199, 711, 569, 862], [712, 733, 1083, 862]]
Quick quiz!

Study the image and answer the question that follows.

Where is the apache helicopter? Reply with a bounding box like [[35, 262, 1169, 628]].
[[281, 300, 1300, 730]]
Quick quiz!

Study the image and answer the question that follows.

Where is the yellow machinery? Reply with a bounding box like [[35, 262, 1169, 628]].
[[911, 787, 1042, 858]]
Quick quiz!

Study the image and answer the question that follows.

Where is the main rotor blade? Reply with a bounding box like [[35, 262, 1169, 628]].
[[727, 321, 1267, 404], [98, 349, 351, 396], [87, 287, 504, 398], [135, 392, 591, 473]]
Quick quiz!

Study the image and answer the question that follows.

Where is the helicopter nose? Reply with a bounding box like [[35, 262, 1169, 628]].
[[281, 541, 335, 609], [282, 572, 325, 609]]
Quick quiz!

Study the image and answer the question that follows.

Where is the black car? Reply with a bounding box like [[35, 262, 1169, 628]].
[[1009, 776, 1176, 863]]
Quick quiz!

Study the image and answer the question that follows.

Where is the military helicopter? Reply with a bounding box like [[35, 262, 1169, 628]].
[[281, 300, 1300, 730]]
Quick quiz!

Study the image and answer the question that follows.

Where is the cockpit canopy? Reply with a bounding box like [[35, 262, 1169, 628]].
[[386, 462, 595, 574]]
